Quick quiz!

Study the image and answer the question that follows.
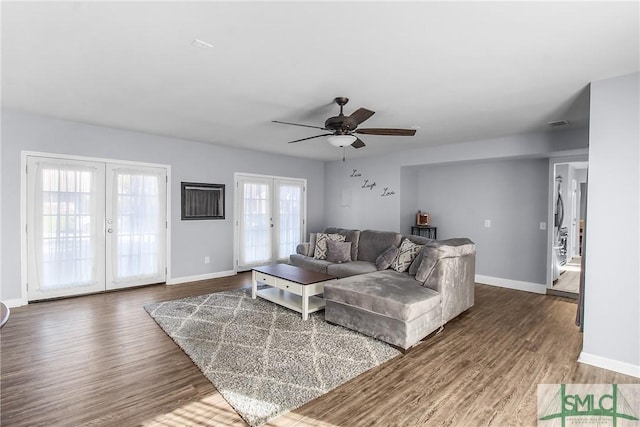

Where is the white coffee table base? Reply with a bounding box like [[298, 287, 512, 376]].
[[252, 269, 328, 320]]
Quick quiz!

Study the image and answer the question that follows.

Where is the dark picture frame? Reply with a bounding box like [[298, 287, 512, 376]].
[[181, 182, 225, 220]]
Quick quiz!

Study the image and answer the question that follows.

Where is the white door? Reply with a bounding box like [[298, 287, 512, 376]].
[[27, 156, 167, 301], [236, 175, 305, 270], [27, 157, 106, 300], [106, 164, 167, 290], [274, 179, 305, 261]]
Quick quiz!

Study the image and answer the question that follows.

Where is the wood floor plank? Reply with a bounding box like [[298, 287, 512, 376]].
[[1, 273, 638, 426]]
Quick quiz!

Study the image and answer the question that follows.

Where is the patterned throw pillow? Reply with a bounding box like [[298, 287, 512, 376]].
[[326, 240, 352, 263], [314, 233, 346, 260], [390, 238, 424, 273]]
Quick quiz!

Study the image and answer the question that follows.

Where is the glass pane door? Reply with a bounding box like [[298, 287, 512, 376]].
[[106, 164, 167, 289], [237, 177, 273, 268], [27, 157, 106, 300], [236, 175, 305, 270], [275, 180, 304, 261]]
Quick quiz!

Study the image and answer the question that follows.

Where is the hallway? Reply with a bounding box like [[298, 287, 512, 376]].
[[552, 256, 581, 295]]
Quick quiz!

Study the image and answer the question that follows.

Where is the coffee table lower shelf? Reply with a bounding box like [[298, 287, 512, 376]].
[[256, 287, 325, 317], [252, 264, 336, 320]]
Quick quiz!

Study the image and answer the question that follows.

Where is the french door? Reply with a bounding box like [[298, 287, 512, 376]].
[[26, 156, 167, 301], [235, 174, 306, 270]]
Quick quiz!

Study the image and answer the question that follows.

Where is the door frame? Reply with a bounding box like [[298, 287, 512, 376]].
[[546, 155, 588, 291], [233, 172, 307, 272], [20, 151, 172, 305]]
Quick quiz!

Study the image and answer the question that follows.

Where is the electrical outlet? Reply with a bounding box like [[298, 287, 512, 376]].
[[539, 222, 547, 230], [484, 219, 491, 228], [204, 256, 210, 264]]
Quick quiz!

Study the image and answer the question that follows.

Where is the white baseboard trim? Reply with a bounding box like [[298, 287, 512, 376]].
[[475, 275, 546, 294], [167, 270, 236, 285], [578, 351, 640, 378], [3, 298, 26, 308]]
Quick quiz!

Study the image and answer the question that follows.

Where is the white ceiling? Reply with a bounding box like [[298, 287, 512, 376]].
[[2, 1, 638, 161]]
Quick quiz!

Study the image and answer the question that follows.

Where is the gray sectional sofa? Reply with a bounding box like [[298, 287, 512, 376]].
[[290, 227, 475, 351]]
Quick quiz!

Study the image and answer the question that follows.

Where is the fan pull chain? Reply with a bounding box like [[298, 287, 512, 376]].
[[342, 146, 346, 162]]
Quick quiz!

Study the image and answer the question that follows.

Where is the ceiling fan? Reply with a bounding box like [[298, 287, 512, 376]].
[[272, 97, 417, 149]]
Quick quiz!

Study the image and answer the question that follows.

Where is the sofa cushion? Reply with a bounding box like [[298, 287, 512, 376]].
[[326, 240, 352, 263], [327, 261, 378, 278], [314, 233, 346, 260], [324, 270, 441, 321], [357, 230, 402, 263], [375, 245, 398, 270], [324, 227, 361, 261], [289, 253, 332, 274], [402, 235, 434, 246], [390, 238, 423, 273], [401, 235, 435, 275]]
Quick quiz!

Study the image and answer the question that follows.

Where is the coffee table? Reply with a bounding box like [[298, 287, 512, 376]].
[[252, 264, 337, 320]]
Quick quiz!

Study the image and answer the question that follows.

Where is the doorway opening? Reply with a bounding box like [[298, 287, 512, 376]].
[[549, 160, 587, 298]]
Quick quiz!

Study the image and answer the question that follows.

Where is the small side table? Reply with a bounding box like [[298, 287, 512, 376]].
[[411, 225, 437, 239]]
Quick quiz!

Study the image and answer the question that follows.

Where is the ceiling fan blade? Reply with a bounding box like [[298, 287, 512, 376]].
[[355, 128, 417, 136], [351, 138, 366, 149], [287, 133, 333, 144], [346, 108, 375, 127], [272, 120, 328, 131]]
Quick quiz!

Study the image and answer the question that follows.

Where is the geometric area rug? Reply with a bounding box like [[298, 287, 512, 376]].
[[144, 288, 400, 426]]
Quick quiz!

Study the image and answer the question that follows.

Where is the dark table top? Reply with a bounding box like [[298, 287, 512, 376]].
[[253, 264, 336, 285]]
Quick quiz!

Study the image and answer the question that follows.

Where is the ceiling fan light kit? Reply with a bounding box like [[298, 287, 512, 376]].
[[272, 97, 417, 150], [327, 135, 357, 147]]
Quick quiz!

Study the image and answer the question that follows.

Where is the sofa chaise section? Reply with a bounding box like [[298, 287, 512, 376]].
[[324, 270, 442, 350], [324, 237, 476, 351]]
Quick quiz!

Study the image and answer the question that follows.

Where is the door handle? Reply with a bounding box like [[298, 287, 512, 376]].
[[107, 228, 113, 233]]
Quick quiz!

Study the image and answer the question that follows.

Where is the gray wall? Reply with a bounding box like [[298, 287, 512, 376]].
[[416, 159, 549, 284], [324, 154, 402, 232], [1, 111, 325, 301], [400, 166, 420, 235], [323, 128, 588, 288], [583, 72, 639, 373]]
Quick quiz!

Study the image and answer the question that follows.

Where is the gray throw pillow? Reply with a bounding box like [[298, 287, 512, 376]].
[[314, 233, 346, 259], [408, 246, 425, 276], [415, 246, 440, 283], [326, 240, 352, 263], [375, 245, 398, 270]]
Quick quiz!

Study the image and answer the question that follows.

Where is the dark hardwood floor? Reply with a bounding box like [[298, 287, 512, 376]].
[[1, 273, 637, 426]]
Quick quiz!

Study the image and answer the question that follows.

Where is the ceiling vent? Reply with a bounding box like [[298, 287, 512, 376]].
[[191, 39, 213, 49], [548, 120, 571, 128]]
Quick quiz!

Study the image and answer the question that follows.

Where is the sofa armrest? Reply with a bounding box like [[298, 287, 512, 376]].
[[423, 254, 475, 324]]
